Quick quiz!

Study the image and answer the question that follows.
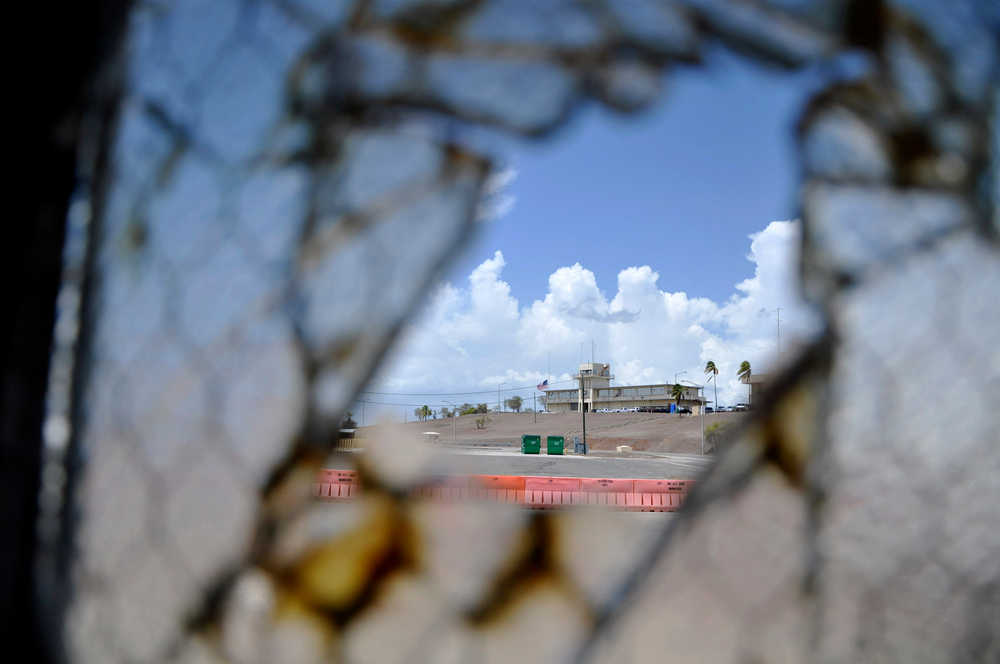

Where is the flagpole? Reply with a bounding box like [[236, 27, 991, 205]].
[[579, 373, 587, 454]]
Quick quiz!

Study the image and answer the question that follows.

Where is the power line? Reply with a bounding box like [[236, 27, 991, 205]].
[[358, 378, 575, 397], [357, 399, 455, 407], [356, 397, 538, 408]]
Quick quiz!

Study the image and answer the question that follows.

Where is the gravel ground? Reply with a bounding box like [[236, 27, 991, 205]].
[[358, 411, 746, 455]]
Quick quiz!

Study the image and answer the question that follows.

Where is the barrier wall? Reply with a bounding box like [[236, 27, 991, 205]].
[[314, 470, 694, 512]]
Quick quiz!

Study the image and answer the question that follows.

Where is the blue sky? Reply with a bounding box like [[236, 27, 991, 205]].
[[449, 47, 816, 304], [362, 47, 833, 418]]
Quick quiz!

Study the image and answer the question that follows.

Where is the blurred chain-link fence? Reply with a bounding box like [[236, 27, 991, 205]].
[[26, 0, 1000, 662]]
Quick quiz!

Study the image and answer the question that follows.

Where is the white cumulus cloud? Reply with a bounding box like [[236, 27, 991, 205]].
[[362, 220, 820, 417]]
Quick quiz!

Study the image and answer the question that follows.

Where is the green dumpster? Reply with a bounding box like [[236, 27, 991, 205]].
[[521, 434, 541, 454], [546, 435, 564, 455]]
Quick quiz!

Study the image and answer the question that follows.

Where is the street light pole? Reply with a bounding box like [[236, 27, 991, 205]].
[[673, 371, 687, 414], [711, 371, 718, 418], [700, 385, 705, 455], [677, 378, 705, 454]]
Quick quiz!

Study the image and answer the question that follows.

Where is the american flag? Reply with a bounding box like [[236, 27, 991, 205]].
[[537, 379, 548, 391]]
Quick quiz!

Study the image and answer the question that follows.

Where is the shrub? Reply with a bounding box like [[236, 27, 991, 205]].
[[705, 421, 734, 454]]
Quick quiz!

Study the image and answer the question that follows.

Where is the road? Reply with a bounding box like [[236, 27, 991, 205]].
[[435, 449, 711, 479], [331, 448, 713, 480]]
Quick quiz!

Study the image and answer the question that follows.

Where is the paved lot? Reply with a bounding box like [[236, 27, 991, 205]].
[[435, 449, 711, 479], [331, 448, 713, 480]]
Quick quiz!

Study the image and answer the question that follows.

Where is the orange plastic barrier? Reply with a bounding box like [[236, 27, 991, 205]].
[[318, 469, 359, 484], [628, 492, 685, 511], [315, 470, 693, 511], [525, 477, 582, 508], [468, 474, 526, 504], [575, 478, 631, 508], [314, 469, 360, 499], [579, 478, 634, 492], [634, 478, 693, 493], [469, 474, 526, 490], [315, 481, 358, 500], [524, 477, 582, 491]]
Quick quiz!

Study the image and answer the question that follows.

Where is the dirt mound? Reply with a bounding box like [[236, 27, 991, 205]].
[[587, 436, 654, 451]]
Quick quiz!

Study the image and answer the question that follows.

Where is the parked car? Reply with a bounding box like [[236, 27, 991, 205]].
[[678, 407, 692, 414], [705, 407, 714, 413]]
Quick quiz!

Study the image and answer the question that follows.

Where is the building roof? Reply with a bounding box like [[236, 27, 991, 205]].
[[549, 381, 703, 392], [596, 382, 702, 390]]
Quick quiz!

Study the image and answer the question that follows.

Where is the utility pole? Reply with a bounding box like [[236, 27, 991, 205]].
[[444, 401, 456, 443], [712, 371, 718, 418], [578, 373, 587, 452], [533, 392, 537, 424], [700, 385, 705, 455]]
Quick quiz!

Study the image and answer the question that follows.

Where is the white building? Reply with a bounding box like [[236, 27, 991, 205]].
[[739, 372, 770, 408], [543, 362, 705, 414]]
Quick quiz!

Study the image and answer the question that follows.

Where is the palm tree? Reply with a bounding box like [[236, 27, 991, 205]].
[[737, 361, 752, 407], [704, 360, 719, 414], [670, 383, 685, 416]]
